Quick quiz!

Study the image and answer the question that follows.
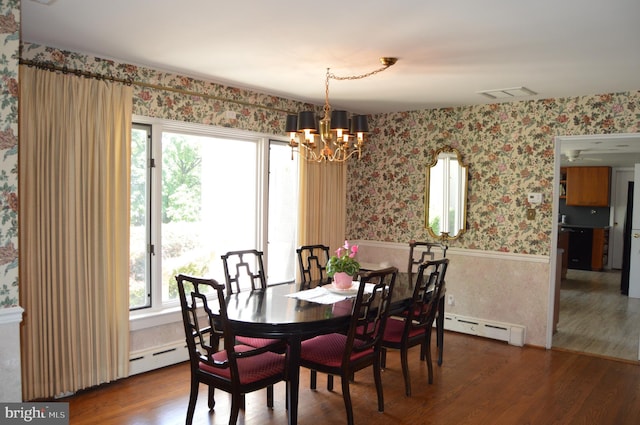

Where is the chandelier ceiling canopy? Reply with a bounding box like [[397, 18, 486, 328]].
[[286, 57, 398, 163]]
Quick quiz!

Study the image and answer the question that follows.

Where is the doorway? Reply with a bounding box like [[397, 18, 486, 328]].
[[551, 134, 640, 361]]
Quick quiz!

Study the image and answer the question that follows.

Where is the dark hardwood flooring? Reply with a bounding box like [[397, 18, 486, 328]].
[[60, 331, 640, 425]]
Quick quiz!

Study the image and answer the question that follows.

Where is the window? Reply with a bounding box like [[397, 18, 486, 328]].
[[129, 117, 299, 311]]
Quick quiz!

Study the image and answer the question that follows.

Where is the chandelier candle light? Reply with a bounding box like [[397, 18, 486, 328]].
[[286, 57, 398, 163]]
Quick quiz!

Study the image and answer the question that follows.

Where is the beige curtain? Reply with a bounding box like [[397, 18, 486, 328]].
[[19, 66, 132, 400], [297, 153, 347, 254]]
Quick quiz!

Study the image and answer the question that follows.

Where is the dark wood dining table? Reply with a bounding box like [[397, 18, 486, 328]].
[[223, 276, 416, 425]]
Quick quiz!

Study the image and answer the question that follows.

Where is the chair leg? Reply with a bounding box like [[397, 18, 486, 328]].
[[437, 297, 445, 366], [186, 378, 200, 425], [381, 347, 387, 369], [400, 347, 412, 397], [341, 374, 355, 425], [267, 385, 274, 408], [230, 393, 241, 425], [327, 374, 334, 391], [207, 385, 215, 409], [310, 370, 317, 390], [426, 331, 434, 384], [373, 356, 385, 412]]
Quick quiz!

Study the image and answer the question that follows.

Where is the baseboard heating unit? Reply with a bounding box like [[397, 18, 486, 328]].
[[129, 340, 188, 376], [443, 313, 525, 346]]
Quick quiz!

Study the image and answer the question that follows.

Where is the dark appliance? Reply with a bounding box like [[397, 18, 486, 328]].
[[566, 227, 593, 270], [621, 181, 634, 295]]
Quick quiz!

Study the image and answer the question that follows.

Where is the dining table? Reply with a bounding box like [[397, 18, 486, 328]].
[[223, 275, 416, 425]]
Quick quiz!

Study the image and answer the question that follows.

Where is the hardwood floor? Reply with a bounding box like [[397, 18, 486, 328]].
[[553, 269, 640, 361], [61, 331, 640, 425]]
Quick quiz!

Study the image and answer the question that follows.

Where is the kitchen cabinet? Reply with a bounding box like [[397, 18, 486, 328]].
[[591, 228, 609, 271], [565, 166, 611, 206]]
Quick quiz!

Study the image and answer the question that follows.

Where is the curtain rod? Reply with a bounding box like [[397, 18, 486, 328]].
[[19, 58, 295, 115]]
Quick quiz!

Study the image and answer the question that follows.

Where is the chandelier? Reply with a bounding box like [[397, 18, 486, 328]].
[[286, 57, 398, 163]]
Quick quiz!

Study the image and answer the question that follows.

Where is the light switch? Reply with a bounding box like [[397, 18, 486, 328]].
[[527, 209, 536, 220]]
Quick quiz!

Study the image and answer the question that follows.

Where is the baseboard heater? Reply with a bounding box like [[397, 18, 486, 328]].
[[128, 313, 526, 377], [129, 340, 189, 376], [442, 313, 525, 346]]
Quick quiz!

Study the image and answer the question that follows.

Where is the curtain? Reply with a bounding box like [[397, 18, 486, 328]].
[[19, 66, 132, 400], [297, 154, 347, 254]]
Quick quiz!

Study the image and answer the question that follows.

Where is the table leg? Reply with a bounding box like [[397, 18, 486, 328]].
[[287, 336, 301, 425], [437, 295, 445, 366]]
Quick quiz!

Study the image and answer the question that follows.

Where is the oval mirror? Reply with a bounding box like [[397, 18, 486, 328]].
[[425, 146, 468, 240]]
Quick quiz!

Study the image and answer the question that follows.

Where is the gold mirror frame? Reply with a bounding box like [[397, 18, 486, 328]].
[[424, 146, 468, 240]]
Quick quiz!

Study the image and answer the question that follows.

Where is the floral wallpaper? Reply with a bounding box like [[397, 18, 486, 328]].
[[21, 43, 318, 136], [347, 94, 640, 256], [0, 0, 19, 309], [17, 42, 640, 285]]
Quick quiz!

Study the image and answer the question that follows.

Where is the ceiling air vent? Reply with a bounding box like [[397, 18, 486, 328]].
[[478, 87, 537, 99]]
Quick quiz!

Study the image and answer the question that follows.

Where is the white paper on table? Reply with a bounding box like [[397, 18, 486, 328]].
[[285, 286, 349, 304], [286, 283, 376, 304]]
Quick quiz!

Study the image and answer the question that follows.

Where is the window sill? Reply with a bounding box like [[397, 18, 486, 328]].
[[130, 306, 182, 331], [129, 283, 295, 332]]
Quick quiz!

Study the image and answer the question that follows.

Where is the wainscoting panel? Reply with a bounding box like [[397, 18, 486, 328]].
[[354, 240, 550, 347]]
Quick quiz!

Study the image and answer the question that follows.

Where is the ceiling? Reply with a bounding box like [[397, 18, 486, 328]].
[[21, 0, 640, 166], [559, 135, 640, 168]]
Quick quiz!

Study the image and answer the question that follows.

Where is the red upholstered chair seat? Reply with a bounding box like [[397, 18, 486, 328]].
[[382, 317, 426, 343], [236, 336, 286, 353], [301, 334, 372, 367], [200, 345, 286, 384]]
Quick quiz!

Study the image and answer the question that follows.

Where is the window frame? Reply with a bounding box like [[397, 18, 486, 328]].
[[129, 115, 295, 321]]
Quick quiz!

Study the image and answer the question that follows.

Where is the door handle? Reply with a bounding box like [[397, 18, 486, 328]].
[[634, 233, 640, 239]]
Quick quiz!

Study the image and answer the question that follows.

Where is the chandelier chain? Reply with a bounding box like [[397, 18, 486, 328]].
[[324, 62, 395, 114], [328, 63, 394, 81]]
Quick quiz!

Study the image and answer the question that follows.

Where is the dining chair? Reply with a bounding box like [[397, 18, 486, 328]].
[[299, 266, 397, 425], [175, 274, 287, 425], [381, 258, 449, 396], [221, 249, 268, 294], [221, 249, 286, 353], [407, 240, 448, 281], [407, 240, 448, 366], [296, 244, 331, 290]]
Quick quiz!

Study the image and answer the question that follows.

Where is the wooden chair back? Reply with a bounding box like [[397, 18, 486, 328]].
[[407, 240, 448, 282], [408, 259, 449, 332], [296, 244, 331, 289], [348, 266, 398, 356], [221, 249, 267, 294]]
